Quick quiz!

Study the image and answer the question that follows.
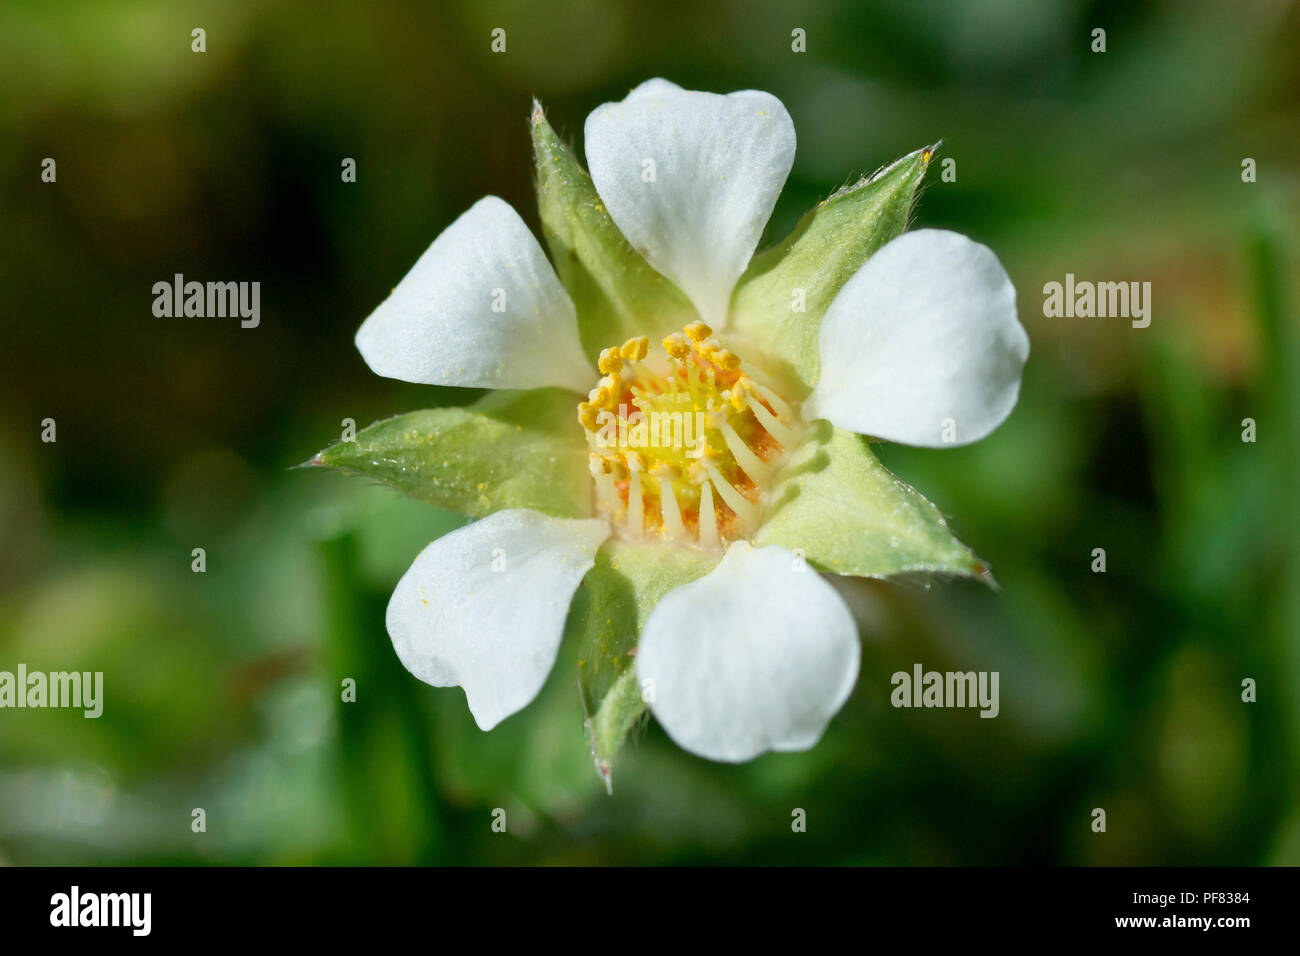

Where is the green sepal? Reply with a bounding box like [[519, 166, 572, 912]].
[[531, 103, 697, 358], [312, 388, 591, 519], [753, 422, 988, 580], [730, 145, 935, 393], [567, 538, 719, 789]]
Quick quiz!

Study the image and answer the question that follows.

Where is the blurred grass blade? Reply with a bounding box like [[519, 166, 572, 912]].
[[316, 527, 444, 862]]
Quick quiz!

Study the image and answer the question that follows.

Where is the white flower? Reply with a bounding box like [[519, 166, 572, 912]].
[[352, 79, 1029, 765]]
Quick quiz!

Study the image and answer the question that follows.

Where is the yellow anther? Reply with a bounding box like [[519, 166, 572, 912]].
[[684, 320, 712, 342], [589, 373, 621, 407], [583, 321, 798, 550], [732, 377, 757, 400], [598, 347, 624, 375], [663, 332, 692, 360], [621, 336, 650, 361], [711, 348, 740, 370]]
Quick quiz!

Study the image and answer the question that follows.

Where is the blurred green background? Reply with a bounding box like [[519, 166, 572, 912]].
[[1, 0, 1297, 864]]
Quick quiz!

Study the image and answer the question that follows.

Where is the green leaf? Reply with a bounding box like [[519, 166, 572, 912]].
[[753, 423, 988, 580], [531, 103, 697, 358], [567, 539, 719, 789], [313, 388, 592, 519], [730, 145, 934, 394]]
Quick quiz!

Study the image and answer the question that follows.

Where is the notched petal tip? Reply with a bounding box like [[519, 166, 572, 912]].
[[636, 542, 859, 763], [386, 509, 610, 730], [583, 81, 796, 329]]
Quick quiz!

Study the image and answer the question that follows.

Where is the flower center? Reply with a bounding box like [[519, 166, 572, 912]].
[[577, 321, 799, 550]]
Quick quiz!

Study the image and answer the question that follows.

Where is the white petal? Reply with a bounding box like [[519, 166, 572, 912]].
[[386, 509, 608, 730], [355, 196, 594, 391], [805, 229, 1029, 447], [636, 542, 859, 762], [625, 77, 682, 101], [584, 79, 796, 327]]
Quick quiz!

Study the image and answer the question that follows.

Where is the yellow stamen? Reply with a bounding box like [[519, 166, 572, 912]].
[[598, 347, 624, 375], [578, 322, 801, 549], [684, 320, 712, 342], [621, 336, 649, 361], [662, 332, 692, 360]]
